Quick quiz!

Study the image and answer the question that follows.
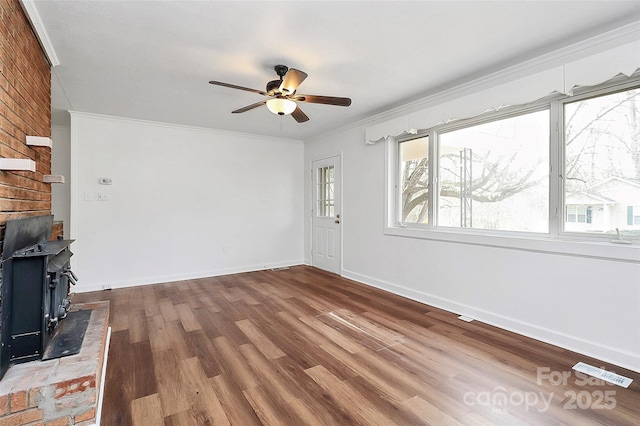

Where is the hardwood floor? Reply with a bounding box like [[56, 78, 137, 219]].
[[72, 266, 640, 425]]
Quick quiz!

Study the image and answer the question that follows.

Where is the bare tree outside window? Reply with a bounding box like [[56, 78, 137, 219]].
[[564, 87, 640, 235], [399, 137, 429, 223], [437, 110, 549, 232], [397, 80, 640, 238], [399, 111, 550, 232]]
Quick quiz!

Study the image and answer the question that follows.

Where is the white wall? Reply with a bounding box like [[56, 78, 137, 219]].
[[305, 120, 640, 374], [304, 29, 640, 373], [70, 112, 304, 292]]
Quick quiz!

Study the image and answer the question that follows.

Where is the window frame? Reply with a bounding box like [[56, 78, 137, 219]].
[[565, 205, 592, 224], [558, 77, 640, 240], [384, 75, 640, 262], [393, 102, 552, 234], [433, 104, 551, 234]]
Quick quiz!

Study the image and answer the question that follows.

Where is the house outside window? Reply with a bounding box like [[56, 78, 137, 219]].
[[630, 206, 640, 226], [563, 85, 640, 236]]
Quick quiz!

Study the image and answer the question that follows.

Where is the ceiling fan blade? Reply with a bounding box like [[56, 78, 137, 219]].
[[291, 105, 309, 123], [293, 94, 351, 107], [279, 69, 308, 95], [232, 100, 267, 114], [209, 81, 268, 96]]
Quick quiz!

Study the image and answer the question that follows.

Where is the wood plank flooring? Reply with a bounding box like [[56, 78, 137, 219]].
[[72, 266, 640, 425]]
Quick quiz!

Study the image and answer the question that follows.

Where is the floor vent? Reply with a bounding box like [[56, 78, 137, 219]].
[[457, 315, 474, 322], [270, 267, 290, 272], [572, 362, 633, 388]]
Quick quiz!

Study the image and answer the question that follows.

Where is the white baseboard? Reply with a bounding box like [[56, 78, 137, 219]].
[[75, 263, 639, 373], [341, 268, 640, 374], [75, 259, 304, 293]]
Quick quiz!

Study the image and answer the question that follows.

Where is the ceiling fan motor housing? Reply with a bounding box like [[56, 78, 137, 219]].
[[274, 65, 289, 77], [266, 79, 282, 95], [266, 65, 289, 95]]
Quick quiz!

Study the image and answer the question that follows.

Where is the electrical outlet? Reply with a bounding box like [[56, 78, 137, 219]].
[[222, 245, 229, 253]]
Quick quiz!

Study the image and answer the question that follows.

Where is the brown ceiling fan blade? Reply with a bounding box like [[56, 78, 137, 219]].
[[291, 105, 309, 123], [293, 94, 351, 107], [209, 81, 268, 96], [279, 69, 308, 94], [232, 100, 267, 114]]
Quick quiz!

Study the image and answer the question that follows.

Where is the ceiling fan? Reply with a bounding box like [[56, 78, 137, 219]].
[[209, 65, 351, 123]]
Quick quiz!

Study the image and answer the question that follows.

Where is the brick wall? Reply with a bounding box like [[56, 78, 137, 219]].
[[0, 0, 53, 245]]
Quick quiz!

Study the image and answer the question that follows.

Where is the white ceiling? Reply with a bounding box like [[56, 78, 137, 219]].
[[33, 1, 640, 141]]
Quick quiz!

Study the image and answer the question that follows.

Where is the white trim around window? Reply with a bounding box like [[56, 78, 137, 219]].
[[384, 76, 640, 263]]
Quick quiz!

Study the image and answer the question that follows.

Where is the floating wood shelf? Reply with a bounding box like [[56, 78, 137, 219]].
[[0, 158, 36, 172], [44, 174, 65, 183], [26, 136, 53, 148]]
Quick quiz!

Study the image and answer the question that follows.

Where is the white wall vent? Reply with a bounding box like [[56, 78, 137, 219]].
[[572, 362, 633, 388]]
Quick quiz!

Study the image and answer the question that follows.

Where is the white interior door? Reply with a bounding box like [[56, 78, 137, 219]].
[[312, 156, 341, 274]]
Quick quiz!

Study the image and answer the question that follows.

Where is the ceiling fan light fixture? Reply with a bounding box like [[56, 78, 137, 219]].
[[210, 65, 350, 123], [266, 98, 297, 116]]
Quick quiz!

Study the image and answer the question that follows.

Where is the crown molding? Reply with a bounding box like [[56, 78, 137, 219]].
[[19, 0, 60, 67], [308, 19, 640, 144]]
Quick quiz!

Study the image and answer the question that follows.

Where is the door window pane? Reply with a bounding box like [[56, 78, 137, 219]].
[[316, 166, 335, 217]]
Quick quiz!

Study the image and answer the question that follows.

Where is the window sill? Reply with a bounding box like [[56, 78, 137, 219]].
[[384, 226, 640, 263]]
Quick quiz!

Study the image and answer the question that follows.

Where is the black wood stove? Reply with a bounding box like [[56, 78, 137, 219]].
[[0, 215, 79, 380]]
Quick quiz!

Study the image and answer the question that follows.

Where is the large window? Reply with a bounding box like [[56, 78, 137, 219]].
[[438, 111, 549, 232], [392, 76, 640, 243], [563, 86, 640, 237]]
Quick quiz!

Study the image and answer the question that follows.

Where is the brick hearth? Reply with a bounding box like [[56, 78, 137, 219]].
[[0, 302, 110, 425]]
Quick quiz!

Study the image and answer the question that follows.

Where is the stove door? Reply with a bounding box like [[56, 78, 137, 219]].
[[9, 257, 46, 362]]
